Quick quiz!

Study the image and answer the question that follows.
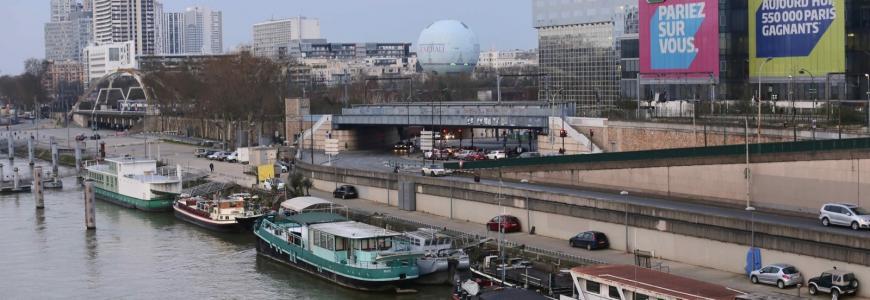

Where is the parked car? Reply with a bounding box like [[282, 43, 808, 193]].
[[203, 150, 217, 159], [486, 150, 507, 160], [424, 149, 449, 160], [89, 133, 101, 140], [808, 269, 859, 298], [225, 152, 239, 163], [275, 161, 291, 173], [422, 164, 451, 177], [465, 152, 487, 161], [486, 215, 521, 233], [75, 134, 87, 141], [455, 150, 476, 160], [194, 148, 208, 158], [750, 263, 803, 289], [208, 151, 228, 161], [819, 203, 870, 230], [262, 178, 285, 191], [333, 185, 358, 199], [517, 152, 541, 159], [569, 231, 609, 251]]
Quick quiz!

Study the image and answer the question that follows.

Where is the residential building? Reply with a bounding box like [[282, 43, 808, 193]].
[[42, 60, 85, 108], [82, 41, 137, 86], [295, 42, 417, 86], [45, 4, 92, 62], [92, 0, 157, 56], [477, 49, 538, 70], [252, 17, 321, 59], [51, 0, 75, 22], [183, 6, 223, 54], [157, 12, 185, 54], [137, 54, 228, 74]]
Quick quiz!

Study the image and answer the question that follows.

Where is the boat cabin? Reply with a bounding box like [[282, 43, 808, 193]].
[[565, 265, 740, 300], [403, 228, 453, 253], [280, 196, 341, 215]]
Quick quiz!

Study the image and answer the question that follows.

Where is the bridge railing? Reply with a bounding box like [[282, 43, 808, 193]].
[[445, 137, 870, 170]]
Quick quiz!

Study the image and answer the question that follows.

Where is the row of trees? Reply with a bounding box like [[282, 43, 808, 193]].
[[0, 59, 50, 110]]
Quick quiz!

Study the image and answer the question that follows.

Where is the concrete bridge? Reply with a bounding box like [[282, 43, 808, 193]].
[[332, 101, 575, 130]]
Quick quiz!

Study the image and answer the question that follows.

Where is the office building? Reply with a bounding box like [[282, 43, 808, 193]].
[[533, 0, 634, 116], [157, 11, 185, 54], [183, 6, 223, 54], [92, 0, 157, 56], [477, 49, 538, 70], [45, 2, 92, 62], [296, 42, 416, 85], [82, 41, 137, 86], [42, 60, 85, 106], [252, 17, 321, 59]]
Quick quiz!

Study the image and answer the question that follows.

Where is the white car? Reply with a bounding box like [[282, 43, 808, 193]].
[[422, 164, 451, 177], [486, 150, 507, 160], [225, 152, 239, 163], [455, 150, 476, 160], [262, 178, 285, 190]]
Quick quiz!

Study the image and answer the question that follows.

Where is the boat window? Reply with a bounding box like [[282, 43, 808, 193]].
[[608, 286, 621, 299], [378, 238, 392, 250], [312, 230, 321, 246], [586, 280, 601, 294], [335, 237, 346, 251], [634, 293, 649, 300], [327, 235, 335, 251]]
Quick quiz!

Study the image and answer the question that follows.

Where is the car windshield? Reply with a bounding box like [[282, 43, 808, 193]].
[[782, 267, 798, 274], [844, 273, 855, 281], [852, 207, 870, 215]]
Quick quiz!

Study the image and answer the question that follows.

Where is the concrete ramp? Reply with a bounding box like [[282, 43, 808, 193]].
[[538, 116, 603, 155]]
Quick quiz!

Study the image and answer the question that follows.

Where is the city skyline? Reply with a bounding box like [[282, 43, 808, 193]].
[[0, 0, 537, 75]]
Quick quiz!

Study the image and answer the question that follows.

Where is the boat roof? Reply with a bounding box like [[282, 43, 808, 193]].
[[283, 212, 347, 226], [404, 229, 451, 240], [571, 265, 740, 300], [280, 196, 336, 212], [310, 221, 401, 239], [105, 156, 157, 164]]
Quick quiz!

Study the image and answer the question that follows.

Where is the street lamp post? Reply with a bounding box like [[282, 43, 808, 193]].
[[757, 58, 774, 143], [746, 206, 757, 248], [865, 74, 870, 131], [799, 68, 816, 113], [620, 191, 630, 253]]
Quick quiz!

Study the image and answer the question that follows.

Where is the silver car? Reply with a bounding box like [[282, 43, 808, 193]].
[[820, 203, 870, 230], [750, 263, 803, 289]]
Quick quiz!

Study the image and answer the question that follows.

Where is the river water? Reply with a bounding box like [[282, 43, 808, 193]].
[[1, 167, 449, 299]]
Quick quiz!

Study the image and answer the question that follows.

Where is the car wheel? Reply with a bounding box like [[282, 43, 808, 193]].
[[777, 280, 785, 289], [808, 285, 817, 295], [751, 276, 759, 284], [832, 289, 840, 300], [430, 171, 436, 177], [569, 241, 575, 248], [822, 217, 830, 227], [586, 244, 592, 251], [851, 222, 860, 231], [421, 171, 426, 176]]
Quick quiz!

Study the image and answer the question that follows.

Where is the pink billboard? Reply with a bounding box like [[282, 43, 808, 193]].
[[639, 0, 719, 79]]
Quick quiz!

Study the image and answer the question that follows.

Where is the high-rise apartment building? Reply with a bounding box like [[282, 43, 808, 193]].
[[252, 17, 321, 59], [183, 6, 223, 54], [45, 1, 92, 62], [92, 0, 157, 56], [158, 12, 185, 54]]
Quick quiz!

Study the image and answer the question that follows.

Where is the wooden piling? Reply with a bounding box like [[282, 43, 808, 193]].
[[84, 181, 95, 229], [34, 166, 43, 209]]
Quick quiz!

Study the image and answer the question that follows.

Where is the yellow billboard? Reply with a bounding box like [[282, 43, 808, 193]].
[[257, 164, 275, 182], [749, 0, 845, 78]]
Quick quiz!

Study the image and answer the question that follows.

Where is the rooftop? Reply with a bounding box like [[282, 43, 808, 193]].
[[310, 221, 401, 239], [280, 196, 338, 212], [281, 212, 347, 226], [571, 265, 740, 300]]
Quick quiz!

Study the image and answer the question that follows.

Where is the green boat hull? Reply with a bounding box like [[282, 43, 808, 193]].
[[94, 187, 174, 212]]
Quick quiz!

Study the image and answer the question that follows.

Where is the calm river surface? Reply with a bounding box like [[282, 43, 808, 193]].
[[1, 170, 449, 299]]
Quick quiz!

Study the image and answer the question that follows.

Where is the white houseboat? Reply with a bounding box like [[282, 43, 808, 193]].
[[85, 156, 183, 212]]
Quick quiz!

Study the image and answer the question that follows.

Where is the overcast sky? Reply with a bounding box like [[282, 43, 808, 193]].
[[0, 0, 537, 75]]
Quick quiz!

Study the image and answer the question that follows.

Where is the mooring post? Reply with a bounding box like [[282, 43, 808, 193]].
[[7, 137, 13, 161], [13, 167, 20, 190], [50, 137, 59, 179], [84, 180, 96, 229], [75, 141, 82, 175], [34, 166, 43, 209], [27, 137, 34, 164], [0, 163, 5, 182]]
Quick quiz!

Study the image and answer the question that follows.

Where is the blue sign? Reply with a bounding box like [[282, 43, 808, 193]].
[[755, 0, 836, 58]]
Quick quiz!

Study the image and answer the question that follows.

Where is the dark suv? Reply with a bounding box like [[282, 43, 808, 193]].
[[808, 269, 859, 298], [333, 185, 358, 199]]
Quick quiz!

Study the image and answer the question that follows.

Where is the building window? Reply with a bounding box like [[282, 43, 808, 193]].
[[635, 293, 649, 300], [586, 280, 601, 294]]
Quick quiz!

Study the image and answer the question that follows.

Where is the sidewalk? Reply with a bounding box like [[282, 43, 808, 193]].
[[304, 187, 846, 300]]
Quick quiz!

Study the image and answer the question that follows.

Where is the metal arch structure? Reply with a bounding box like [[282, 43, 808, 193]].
[[67, 68, 158, 119]]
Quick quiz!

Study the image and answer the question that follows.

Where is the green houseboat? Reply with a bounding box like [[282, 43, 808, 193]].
[[254, 212, 423, 292], [85, 156, 183, 212]]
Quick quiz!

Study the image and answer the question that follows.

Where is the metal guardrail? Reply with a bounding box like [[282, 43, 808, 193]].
[[445, 137, 870, 170]]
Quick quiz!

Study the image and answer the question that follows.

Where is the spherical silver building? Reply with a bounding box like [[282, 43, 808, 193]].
[[417, 20, 480, 75]]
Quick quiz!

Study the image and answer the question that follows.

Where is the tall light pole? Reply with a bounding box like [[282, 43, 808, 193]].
[[865, 74, 869, 131], [757, 58, 774, 143], [799, 68, 816, 112], [620, 191, 630, 253]]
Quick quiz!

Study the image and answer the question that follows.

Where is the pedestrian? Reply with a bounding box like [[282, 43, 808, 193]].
[[209, 163, 214, 173]]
